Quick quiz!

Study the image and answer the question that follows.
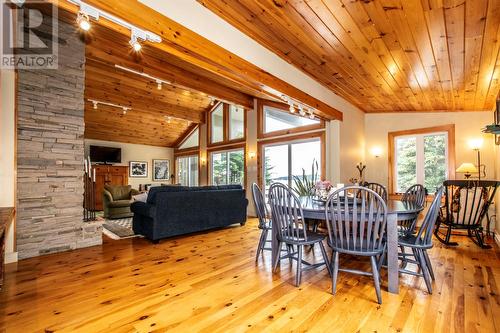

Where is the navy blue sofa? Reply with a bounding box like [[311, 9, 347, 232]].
[[131, 185, 248, 242]]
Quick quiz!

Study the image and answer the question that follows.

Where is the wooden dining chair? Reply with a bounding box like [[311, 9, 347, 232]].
[[268, 183, 330, 287], [400, 184, 426, 235], [324, 186, 387, 304], [399, 186, 444, 294], [365, 182, 388, 202], [251, 183, 272, 261]]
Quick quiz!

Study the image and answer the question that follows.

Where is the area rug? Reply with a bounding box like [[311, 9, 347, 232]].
[[102, 217, 140, 240]]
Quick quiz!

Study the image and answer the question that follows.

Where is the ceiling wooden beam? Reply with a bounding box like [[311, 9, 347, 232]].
[[52, 0, 343, 120]]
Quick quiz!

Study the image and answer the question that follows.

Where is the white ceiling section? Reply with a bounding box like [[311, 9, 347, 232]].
[[139, 0, 361, 116]]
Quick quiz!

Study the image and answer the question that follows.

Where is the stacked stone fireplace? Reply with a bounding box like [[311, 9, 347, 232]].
[[16, 18, 102, 259]]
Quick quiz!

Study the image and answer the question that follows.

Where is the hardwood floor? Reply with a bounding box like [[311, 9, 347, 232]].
[[1, 219, 499, 332]]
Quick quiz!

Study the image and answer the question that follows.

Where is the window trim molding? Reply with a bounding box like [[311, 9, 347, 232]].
[[388, 124, 455, 195], [207, 102, 247, 148], [207, 143, 247, 187], [257, 99, 325, 139], [257, 131, 326, 190]]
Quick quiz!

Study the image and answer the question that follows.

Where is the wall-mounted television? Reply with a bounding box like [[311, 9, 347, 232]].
[[89, 145, 121, 164]]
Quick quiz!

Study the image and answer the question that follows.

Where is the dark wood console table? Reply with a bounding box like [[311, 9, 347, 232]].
[[0, 207, 14, 291]]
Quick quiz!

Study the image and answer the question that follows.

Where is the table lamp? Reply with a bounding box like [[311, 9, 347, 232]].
[[456, 163, 478, 179]]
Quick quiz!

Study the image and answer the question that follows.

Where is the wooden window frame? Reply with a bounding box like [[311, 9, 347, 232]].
[[257, 131, 326, 191], [207, 102, 247, 148], [388, 124, 456, 195], [174, 124, 200, 154], [207, 143, 247, 187], [257, 99, 325, 139]]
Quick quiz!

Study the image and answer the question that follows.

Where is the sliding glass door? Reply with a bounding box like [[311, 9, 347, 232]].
[[176, 155, 199, 186], [210, 148, 245, 186], [263, 138, 321, 195]]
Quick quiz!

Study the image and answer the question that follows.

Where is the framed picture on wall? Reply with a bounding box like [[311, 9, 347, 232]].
[[129, 161, 148, 177], [153, 159, 170, 182]]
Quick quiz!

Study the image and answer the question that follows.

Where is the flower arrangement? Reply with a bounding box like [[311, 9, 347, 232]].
[[315, 180, 332, 200]]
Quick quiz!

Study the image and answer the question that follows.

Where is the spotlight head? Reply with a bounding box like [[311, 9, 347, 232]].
[[130, 35, 142, 51], [76, 12, 91, 31], [131, 40, 142, 51], [166, 116, 172, 124], [156, 81, 162, 90], [289, 104, 295, 113], [92, 101, 97, 109], [210, 97, 215, 106]]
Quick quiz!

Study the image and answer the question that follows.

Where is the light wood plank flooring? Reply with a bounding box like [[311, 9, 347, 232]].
[[1, 219, 499, 332]]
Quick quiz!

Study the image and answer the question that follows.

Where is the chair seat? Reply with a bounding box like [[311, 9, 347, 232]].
[[398, 234, 432, 249], [278, 230, 325, 245], [327, 238, 384, 256], [108, 199, 132, 208]]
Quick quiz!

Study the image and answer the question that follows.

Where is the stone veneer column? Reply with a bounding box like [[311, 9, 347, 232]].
[[16, 19, 102, 259]]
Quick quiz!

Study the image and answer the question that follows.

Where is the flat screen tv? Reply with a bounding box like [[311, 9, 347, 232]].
[[89, 145, 121, 164]]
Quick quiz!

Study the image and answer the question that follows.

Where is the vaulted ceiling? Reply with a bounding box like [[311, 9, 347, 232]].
[[82, 22, 244, 147], [198, 0, 500, 112]]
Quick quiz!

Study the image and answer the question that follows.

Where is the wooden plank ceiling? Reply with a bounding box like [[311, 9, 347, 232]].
[[198, 0, 500, 112], [53, 0, 344, 123], [83, 21, 258, 147]]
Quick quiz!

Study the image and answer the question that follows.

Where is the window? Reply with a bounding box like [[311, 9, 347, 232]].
[[262, 138, 322, 194], [258, 100, 323, 138], [229, 105, 244, 140], [208, 102, 246, 146], [210, 148, 245, 186], [390, 125, 455, 194], [264, 105, 319, 133], [210, 104, 224, 144], [178, 127, 199, 150], [176, 155, 198, 186]]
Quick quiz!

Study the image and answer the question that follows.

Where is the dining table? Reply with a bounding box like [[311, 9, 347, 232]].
[[270, 196, 423, 294]]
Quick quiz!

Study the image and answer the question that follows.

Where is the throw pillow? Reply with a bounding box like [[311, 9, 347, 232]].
[[133, 192, 148, 203]]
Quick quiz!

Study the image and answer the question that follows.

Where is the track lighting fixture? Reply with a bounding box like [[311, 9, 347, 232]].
[[76, 11, 91, 31], [166, 116, 172, 124], [210, 97, 215, 106], [114, 65, 171, 90], [88, 99, 131, 113], [69, 0, 161, 47], [281, 94, 318, 118]]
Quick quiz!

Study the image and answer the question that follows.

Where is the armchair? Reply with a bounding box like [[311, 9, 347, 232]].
[[103, 185, 139, 219]]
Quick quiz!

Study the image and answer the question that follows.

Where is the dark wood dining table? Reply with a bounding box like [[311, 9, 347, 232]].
[[271, 197, 423, 294]]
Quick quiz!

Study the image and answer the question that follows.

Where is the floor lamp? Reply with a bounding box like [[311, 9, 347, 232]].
[[469, 138, 483, 180]]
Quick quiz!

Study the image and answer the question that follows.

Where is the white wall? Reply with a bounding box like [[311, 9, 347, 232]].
[[495, 144, 500, 242], [84, 139, 174, 189], [0, 69, 17, 263], [364, 112, 496, 188]]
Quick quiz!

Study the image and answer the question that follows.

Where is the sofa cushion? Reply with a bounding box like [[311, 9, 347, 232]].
[[108, 199, 132, 208], [105, 185, 132, 200]]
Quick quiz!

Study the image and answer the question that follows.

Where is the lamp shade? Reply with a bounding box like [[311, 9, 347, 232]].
[[456, 163, 478, 174]]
